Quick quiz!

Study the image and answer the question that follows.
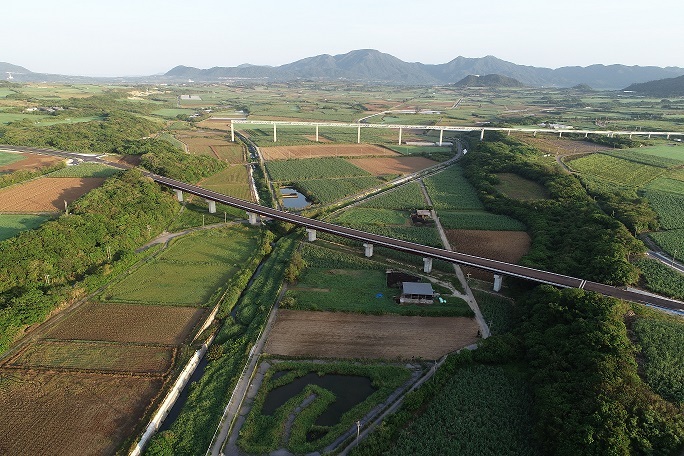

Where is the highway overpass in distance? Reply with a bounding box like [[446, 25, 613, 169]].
[[2, 144, 683, 313]]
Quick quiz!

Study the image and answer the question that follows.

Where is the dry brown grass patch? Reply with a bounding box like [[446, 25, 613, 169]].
[[348, 156, 437, 176], [0, 177, 104, 212], [446, 230, 531, 280]]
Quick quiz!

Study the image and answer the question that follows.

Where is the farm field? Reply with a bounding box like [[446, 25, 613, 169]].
[[0, 177, 104, 212], [334, 207, 409, 226], [48, 162, 121, 178], [348, 156, 437, 176], [495, 173, 549, 200], [0, 213, 51, 240], [423, 165, 484, 210], [261, 143, 397, 160], [634, 259, 684, 301], [629, 144, 684, 162], [199, 165, 253, 201], [295, 176, 382, 204], [446, 230, 531, 280], [103, 226, 259, 305], [645, 177, 684, 195], [174, 130, 244, 163], [266, 157, 369, 181], [382, 364, 538, 456], [649, 229, 684, 259], [0, 151, 25, 167], [643, 190, 684, 229], [517, 135, 611, 155], [631, 307, 684, 403], [0, 369, 162, 456], [360, 181, 428, 210], [6, 340, 175, 374], [0, 151, 62, 173], [45, 302, 207, 345], [566, 154, 666, 187], [265, 310, 479, 359], [288, 268, 471, 316], [438, 210, 526, 231]]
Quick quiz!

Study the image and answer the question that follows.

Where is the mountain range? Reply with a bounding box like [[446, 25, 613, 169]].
[[625, 74, 684, 97], [3, 50, 684, 89]]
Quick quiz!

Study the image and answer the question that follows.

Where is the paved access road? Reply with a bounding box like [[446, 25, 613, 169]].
[[3, 144, 683, 312]]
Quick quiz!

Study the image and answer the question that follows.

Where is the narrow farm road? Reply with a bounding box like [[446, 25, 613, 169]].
[[418, 178, 491, 338]]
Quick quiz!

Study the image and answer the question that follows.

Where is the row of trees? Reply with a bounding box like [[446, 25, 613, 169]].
[[0, 170, 179, 352]]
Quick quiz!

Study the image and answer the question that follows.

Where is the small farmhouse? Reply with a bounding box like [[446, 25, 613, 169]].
[[400, 282, 434, 305]]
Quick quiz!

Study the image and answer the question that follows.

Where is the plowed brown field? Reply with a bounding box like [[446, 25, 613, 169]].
[[0, 369, 162, 456], [0, 153, 62, 173], [261, 144, 397, 160], [348, 156, 437, 175], [446, 230, 531, 280], [0, 177, 104, 212], [265, 310, 478, 360], [45, 302, 207, 345]]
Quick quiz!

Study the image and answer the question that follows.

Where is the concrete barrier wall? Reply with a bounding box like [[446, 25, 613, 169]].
[[130, 333, 215, 456]]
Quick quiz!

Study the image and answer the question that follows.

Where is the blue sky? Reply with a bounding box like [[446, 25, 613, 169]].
[[2, 0, 682, 76]]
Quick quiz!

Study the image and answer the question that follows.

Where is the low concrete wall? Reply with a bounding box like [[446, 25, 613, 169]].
[[129, 333, 215, 456]]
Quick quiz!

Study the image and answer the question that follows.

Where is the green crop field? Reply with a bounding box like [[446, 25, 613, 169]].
[[295, 176, 381, 204], [424, 165, 484, 211], [334, 208, 409, 226], [669, 168, 684, 182], [213, 144, 244, 163], [568, 154, 666, 187], [645, 177, 684, 195], [379, 364, 538, 456], [0, 151, 25, 167], [388, 145, 452, 156], [438, 210, 526, 231], [643, 190, 684, 229], [649, 229, 684, 258], [152, 108, 196, 118], [0, 214, 51, 241], [288, 268, 472, 317], [495, 173, 549, 200], [103, 226, 259, 306], [266, 157, 369, 181], [48, 163, 122, 178], [472, 290, 516, 335], [360, 182, 427, 210], [0, 112, 46, 124], [634, 258, 684, 301], [600, 148, 684, 168], [199, 166, 253, 200], [632, 308, 684, 404], [630, 144, 684, 162]]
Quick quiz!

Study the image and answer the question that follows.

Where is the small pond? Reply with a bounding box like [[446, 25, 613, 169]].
[[280, 187, 311, 209], [262, 372, 376, 426]]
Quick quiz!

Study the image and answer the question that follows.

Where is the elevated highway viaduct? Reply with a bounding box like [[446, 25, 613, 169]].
[[2, 144, 683, 313]]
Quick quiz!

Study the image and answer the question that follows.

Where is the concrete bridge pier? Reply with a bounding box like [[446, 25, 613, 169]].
[[648, 133, 652, 139], [306, 228, 317, 242], [357, 125, 361, 144], [507, 129, 511, 136], [480, 128, 485, 141], [398, 127, 402, 145], [667, 134, 671, 140], [206, 200, 216, 214], [423, 257, 433, 273], [246, 211, 258, 225], [363, 243, 373, 257], [273, 123, 277, 142], [533, 130, 537, 137], [315, 125, 319, 142], [585, 132, 588, 138], [439, 129, 443, 146], [174, 189, 184, 202], [231, 121, 235, 142], [493, 274, 503, 292]]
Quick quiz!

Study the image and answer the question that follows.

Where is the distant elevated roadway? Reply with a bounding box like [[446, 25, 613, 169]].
[[2, 144, 683, 313]]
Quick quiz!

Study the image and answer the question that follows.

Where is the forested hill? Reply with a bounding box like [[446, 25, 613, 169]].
[[625, 74, 684, 97], [452, 74, 524, 88]]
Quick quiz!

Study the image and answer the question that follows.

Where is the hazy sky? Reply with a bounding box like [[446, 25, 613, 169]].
[[2, 0, 682, 76]]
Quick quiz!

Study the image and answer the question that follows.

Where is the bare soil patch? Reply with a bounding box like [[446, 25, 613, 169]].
[[517, 134, 611, 155], [261, 144, 397, 160], [0, 177, 104, 212], [6, 340, 175, 374], [0, 369, 162, 456], [446, 230, 531, 280], [265, 310, 478, 360], [0, 153, 62, 173], [348, 156, 438, 176], [45, 302, 207, 345]]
